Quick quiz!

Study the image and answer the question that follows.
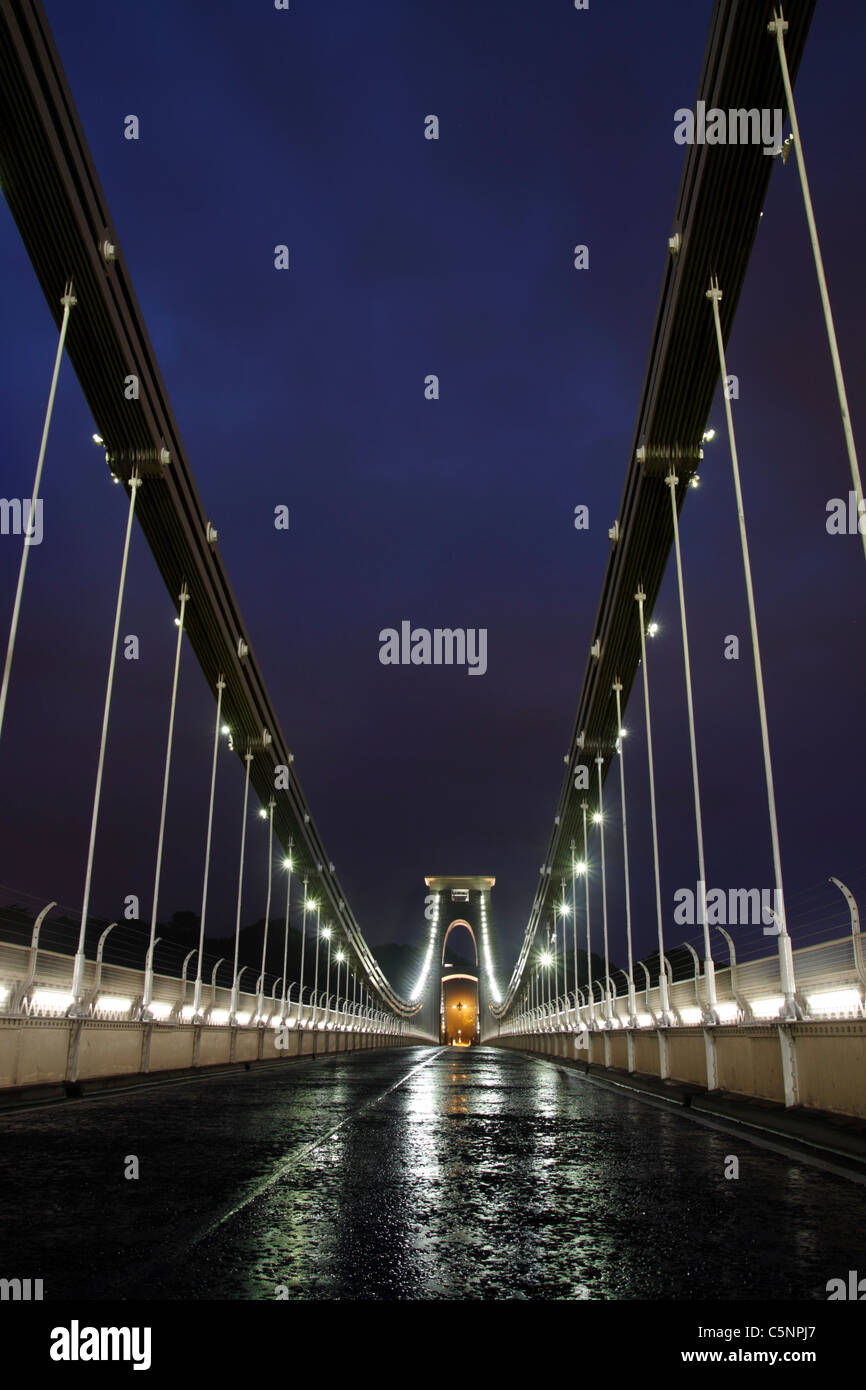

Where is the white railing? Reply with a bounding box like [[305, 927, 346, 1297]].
[[492, 932, 866, 1039], [0, 937, 405, 1037]]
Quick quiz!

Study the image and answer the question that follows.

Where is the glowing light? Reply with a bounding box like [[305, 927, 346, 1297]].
[[148, 1001, 173, 1019], [304, 899, 317, 912], [807, 989, 862, 1016], [647, 622, 659, 637], [336, 951, 346, 963], [540, 952, 552, 967], [258, 808, 268, 820], [689, 475, 700, 489], [679, 1007, 702, 1026], [210, 1008, 231, 1025], [592, 812, 602, 824], [31, 989, 74, 1011], [636, 1013, 654, 1027], [233, 1011, 250, 1025], [702, 428, 716, 443], [322, 926, 332, 940], [750, 995, 784, 1019], [97, 995, 132, 1013], [92, 433, 103, 444], [283, 857, 293, 871], [221, 724, 230, 735], [714, 1002, 740, 1023]]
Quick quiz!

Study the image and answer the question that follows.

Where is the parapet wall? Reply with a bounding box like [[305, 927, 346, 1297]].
[[489, 1021, 866, 1118], [0, 1018, 429, 1098]]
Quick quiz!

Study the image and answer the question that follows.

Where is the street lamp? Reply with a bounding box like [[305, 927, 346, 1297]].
[[595, 755, 613, 1025], [142, 590, 189, 1019], [256, 799, 276, 1023], [540, 950, 552, 1021], [323, 926, 333, 1026], [636, 586, 673, 1024], [335, 949, 345, 1026], [193, 675, 225, 1018], [279, 846, 293, 1024], [312, 902, 322, 1027], [557, 888, 571, 1021], [71, 468, 141, 1010], [300, 886, 314, 1029], [229, 751, 254, 1024]]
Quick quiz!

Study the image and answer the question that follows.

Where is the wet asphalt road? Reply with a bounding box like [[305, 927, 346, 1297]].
[[1, 1045, 864, 1301]]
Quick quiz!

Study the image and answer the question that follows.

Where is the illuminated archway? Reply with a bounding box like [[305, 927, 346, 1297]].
[[440, 922, 479, 1045], [441, 919, 478, 967]]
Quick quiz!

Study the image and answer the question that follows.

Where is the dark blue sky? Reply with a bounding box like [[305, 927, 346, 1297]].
[[1, 1, 864, 989]]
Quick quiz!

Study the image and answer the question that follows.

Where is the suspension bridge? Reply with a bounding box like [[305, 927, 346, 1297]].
[[0, 0, 864, 1319]]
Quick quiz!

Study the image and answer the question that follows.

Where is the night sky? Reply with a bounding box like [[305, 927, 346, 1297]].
[[1, 1, 864, 995]]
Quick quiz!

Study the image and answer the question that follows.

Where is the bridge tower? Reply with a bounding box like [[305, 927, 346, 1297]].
[[424, 876, 501, 1044]]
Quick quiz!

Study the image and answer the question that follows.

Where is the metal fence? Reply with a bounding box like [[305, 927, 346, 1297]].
[[0, 936, 403, 1036], [493, 930, 866, 1037]]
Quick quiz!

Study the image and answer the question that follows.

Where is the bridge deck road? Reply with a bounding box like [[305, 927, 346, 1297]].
[[1, 1045, 863, 1301]]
